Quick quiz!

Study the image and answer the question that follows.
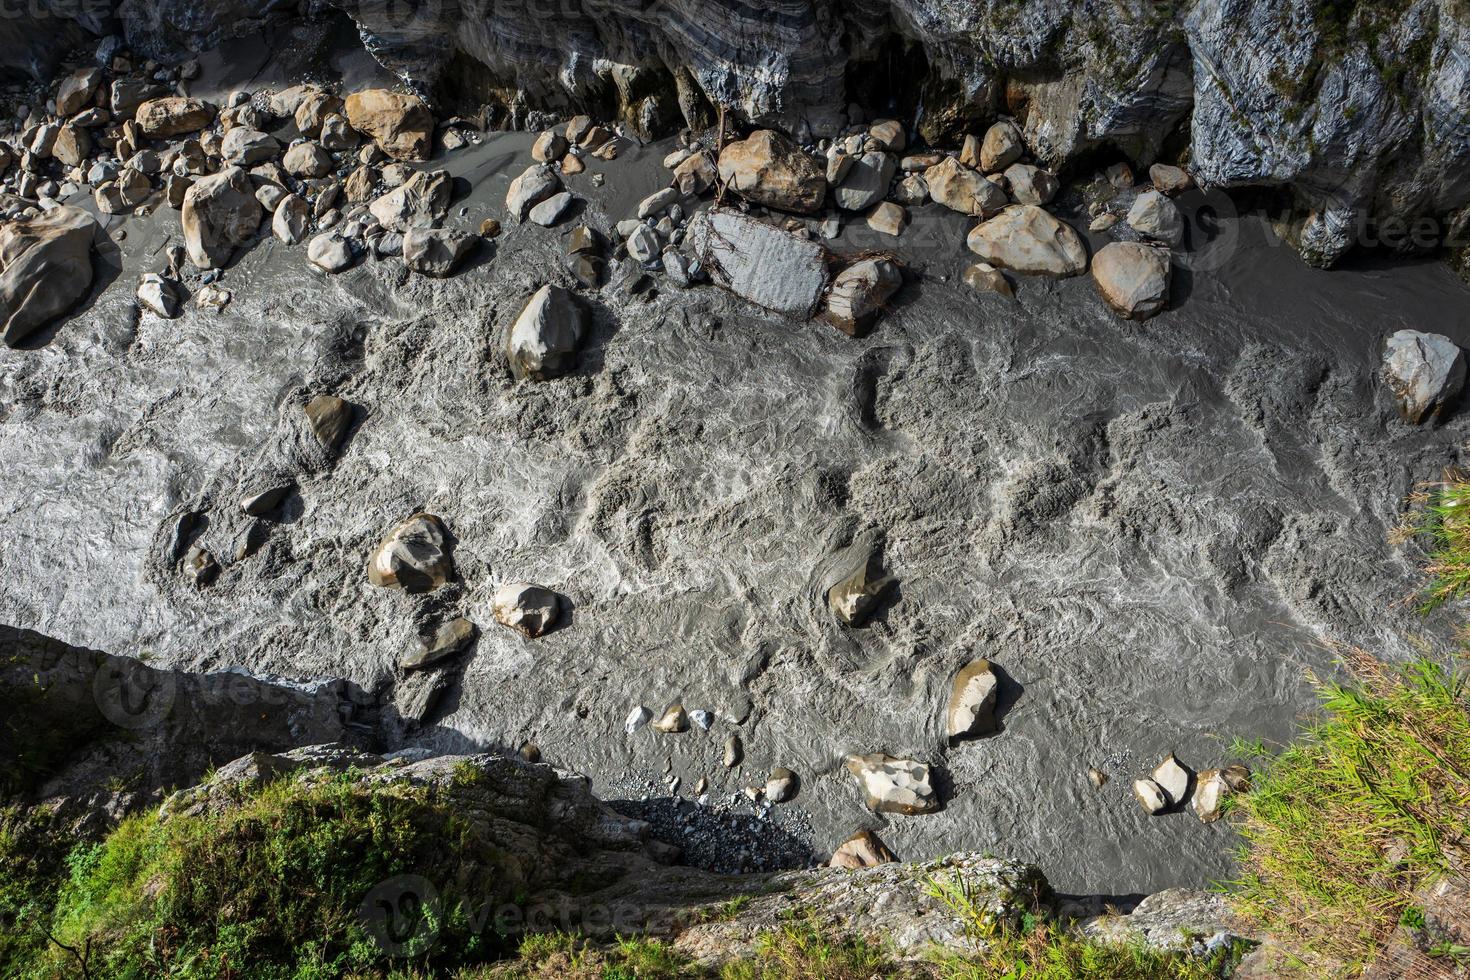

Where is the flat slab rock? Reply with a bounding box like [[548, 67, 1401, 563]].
[[687, 208, 830, 319]]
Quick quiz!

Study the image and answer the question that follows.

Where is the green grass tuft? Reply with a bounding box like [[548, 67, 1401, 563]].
[[1395, 474, 1470, 611], [1227, 653, 1470, 972]]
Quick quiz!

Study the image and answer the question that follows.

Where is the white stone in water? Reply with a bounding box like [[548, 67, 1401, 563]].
[[1383, 330, 1465, 424], [491, 582, 560, 638], [1133, 778, 1168, 815], [689, 709, 713, 730], [845, 753, 939, 814], [1151, 753, 1191, 804], [946, 658, 999, 739], [625, 705, 652, 733], [765, 767, 798, 803]]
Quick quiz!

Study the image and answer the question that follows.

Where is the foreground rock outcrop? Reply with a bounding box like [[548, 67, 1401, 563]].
[[0, 205, 98, 346]]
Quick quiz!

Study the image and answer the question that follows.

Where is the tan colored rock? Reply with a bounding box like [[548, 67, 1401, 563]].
[[980, 120, 1024, 173], [1003, 163, 1059, 205], [963, 262, 1013, 298], [294, 89, 342, 137], [828, 830, 897, 869], [344, 89, 433, 161], [367, 513, 454, 593], [653, 704, 689, 733], [135, 97, 215, 138], [946, 659, 998, 740], [304, 394, 353, 449], [51, 124, 90, 167], [717, 130, 826, 214], [867, 201, 907, 236], [401, 617, 477, 670], [505, 164, 561, 222], [925, 157, 1006, 217], [1091, 241, 1170, 320], [56, 67, 103, 117], [402, 227, 476, 277], [1149, 163, 1192, 195], [1152, 753, 1191, 804], [966, 205, 1088, 277], [181, 166, 262, 269], [272, 193, 309, 245], [492, 582, 561, 637], [1132, 778, 1169, 815], [283, 142, 333, 179], [344, 165, 377, 203], [0, 206, 97, 346], [673, 151, 716, 195], [532, 131, 567, 162]]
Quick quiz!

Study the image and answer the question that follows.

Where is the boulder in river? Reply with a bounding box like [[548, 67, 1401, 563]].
[[304, 393, 354, 450], [1132, 778, 1169, 815], [1091, 241, 1170, 320], [307, 233, 352, 273], [181, 167, 261, 269], [402, 227, 476, 277], [653, 704, 689, 733], [766, 767, 799, 803], [344, 89, 433, 161], [845, 753, 940, 815], [687, 208, 829, 319], [0, 205, 97, 346], [136, 274, 180, 318], [946, 658, 999, 740], [401, 617, 477, 670], [963, 262, 1013, 298], [967, 205, 1088, 277], [506, 284, 586, 381], [1192, 764, 1250, 824], [272, 193, 309, 245], [824, 257, 902, 337], [1383, 329, 1465, 424], [367, 513, 454, 593], [492, 582, 561, 637], [716, 130, 826, 215], [1152, 753, 1191, 805], [828, 829, 897, 869], [827, 542, 893, 626]]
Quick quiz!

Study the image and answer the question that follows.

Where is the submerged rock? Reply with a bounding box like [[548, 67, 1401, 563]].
[[1091, 242, 1170, 320], [367, 513, 454, 593], [1383, 330, 1465, 424], [962, 262, 1013, 298], [491, 582, 561, 637], [967, 206, 1088, 277], [0, 205, 97, 346], [845, 753, 940, 815], [828, 829, 897, 869], [946, 659, 999, 740], [625, 705, 652, 733], [506, 284, 586, 381], [827, 544, 892, 626], [136, 274, 180, 318], [401, 617, 477, 670], [307, 234, 353, 273]]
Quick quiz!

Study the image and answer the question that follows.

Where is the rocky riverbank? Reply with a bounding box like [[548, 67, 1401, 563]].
[[3, 18, 1470, 900]]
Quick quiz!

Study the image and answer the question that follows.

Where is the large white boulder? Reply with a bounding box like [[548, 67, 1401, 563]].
[[506, 284, 586, 381], [1383, 330, 1466, 424], [967, 205, 1088, 277], [1091, 242, 1170, 320], [687, 208, 830, 319]]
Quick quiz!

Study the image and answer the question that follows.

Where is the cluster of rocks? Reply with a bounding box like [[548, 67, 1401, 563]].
[[0, 41, 503, 341], [1130, 753, 1251, 823]]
